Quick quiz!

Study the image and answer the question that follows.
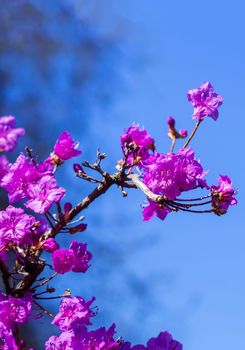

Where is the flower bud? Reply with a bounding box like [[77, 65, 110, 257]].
[[167, 116, 175, 129], [73, 163, 84, 175], [68, 223, 87, 234], [64, 202, 72, 213]]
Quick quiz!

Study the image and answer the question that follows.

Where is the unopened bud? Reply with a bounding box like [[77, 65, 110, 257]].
[[64, 202, 72, 213], [68, 223, 87, 234], [179, 129, 188, 138], [167, 116, 175, 129], [73, 163, 85, 175]]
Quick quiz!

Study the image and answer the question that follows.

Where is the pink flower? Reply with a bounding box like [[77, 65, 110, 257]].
[[52, 249, 75, 274], [143, 148, 206, 201], [120, 125, 155, 167], [187, 82, 224, 121], [211, 175, 237, 215], [143, 200, 170, 221], [52, 296, 96, 331], [51, 242, 92, 274], [53, 131, 81, 161], [43, 238, 60, 253], [0, 321, 18, 350], [0, 115, 25, 152], [147, 331, 182, 350], [25, 176, 66, 214], [69, 240, 92, 273], [0, 206, 36, 246], [0, 293, 33, 328]]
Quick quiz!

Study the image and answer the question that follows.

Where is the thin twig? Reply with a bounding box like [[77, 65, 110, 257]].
[[183, 119, 202, 148], [33, 300, 54, 318], [31, 272, 58, 290]]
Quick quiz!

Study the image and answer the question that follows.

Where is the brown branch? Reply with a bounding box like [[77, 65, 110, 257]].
[[50, 173, 115, 237]]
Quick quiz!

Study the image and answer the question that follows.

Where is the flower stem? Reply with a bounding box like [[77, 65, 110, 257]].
[[183, 119, 202, 148]]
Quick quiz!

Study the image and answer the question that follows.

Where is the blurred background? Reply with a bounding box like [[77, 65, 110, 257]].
[[0, 1, 244, 349]]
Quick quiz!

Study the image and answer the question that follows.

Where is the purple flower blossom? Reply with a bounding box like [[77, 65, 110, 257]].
[[143, 148, 206, 201], [25, 175, 66, 214], [141, 148, 208, 220], [69, 240, 92, 272], [46, 325, 119, 350], [120, 125, 155, 167], [0, 153, 51, 203], [121, 331, 182, 350], [143, 200, 170, 221], [52, 296, 96, 331], [0, 206, 36, 246], [52, 249, 75, 274], [52, 131, 81, 162], [0, 321, 18, 350], [147, 331, 182, 350], [1, 153, 36, 203], [0, 115, 25, 152], [1, 153, 65, 213], [187, 82, 224, 121], [45, 331, 73, 350], [43, 238, 60, 253], [211, 175, 237, 215], [0, 293, 32, 328]]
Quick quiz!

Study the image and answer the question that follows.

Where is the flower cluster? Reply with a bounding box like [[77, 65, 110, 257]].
[[0, 206, 37, 246], [52, 240, 92, 274], [0, 293, 33, 328], [120, 124, 155, 167], [46, 296, 181, 350], [0, 153, 65, 214], [0, 83, 237, 349], [119, 82, 236, 221], [187, 82, 224, 121], [0, 116, 25, 152]]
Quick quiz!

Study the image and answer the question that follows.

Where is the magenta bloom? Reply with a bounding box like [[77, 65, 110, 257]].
[[69, 240, 92, 273], [43, 238, 60, 253], [52, 296, 96, 331], [0, 321, 18, 350], [46, 324, 118, 350], [52, 249, 75, 274], [141, 148, 207, 221], [0, 293, 32, 328], [187, 82, 224, 121], [0, 153, 36, 203], [0, 115, 25, 152], [53, 131, 81, 161], [45, 331, 73, 350], [143, 148, 206, 201], [121, 125, 155, 166], [1, 153, 65, 213], [147, 331, 182, 350], [0, 206, 36, 246], [211, 175, 237, 215], [25, 175, 66, 214], [143, 200, 170, 222]]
